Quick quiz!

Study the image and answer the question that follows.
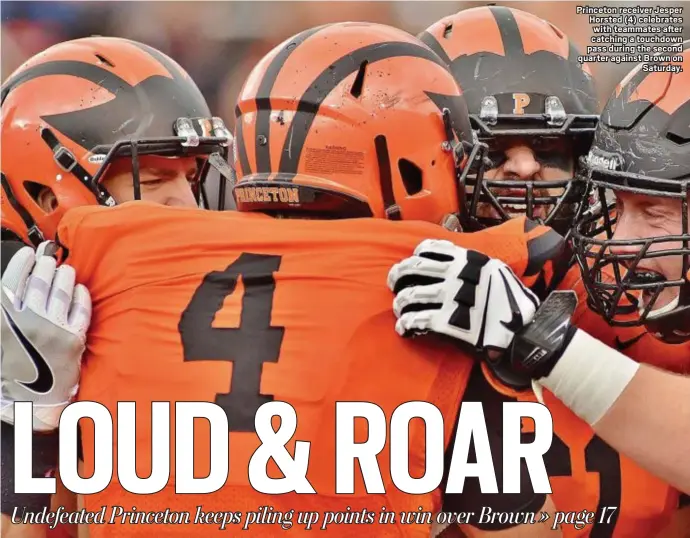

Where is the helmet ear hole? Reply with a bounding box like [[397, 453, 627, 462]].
[[398, 159, 423, 195], [24, 181, 58, 213]]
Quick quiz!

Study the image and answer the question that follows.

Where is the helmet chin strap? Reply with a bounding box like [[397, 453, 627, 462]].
[[205, 151, 237, 211], [39, 127, 117, 208]]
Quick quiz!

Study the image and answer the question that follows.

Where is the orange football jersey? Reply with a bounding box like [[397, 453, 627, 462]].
[[57, 202, 558, 538], [477, 261, 681, 537]]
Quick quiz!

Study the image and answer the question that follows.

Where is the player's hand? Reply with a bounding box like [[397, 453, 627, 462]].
[[387, 239, 540, 354], [1, 241, 91, 431]]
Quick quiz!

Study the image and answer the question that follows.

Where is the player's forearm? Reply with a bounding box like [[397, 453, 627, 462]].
[[593, 364, 690, 494], [538, 331, 690, 494]]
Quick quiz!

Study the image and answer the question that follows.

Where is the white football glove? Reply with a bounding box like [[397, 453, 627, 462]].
[[1, 242, 91, 431], [388, 239, 540, 354]]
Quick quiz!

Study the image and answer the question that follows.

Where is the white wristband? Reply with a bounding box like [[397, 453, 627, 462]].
[[536, 329, 640, 426]]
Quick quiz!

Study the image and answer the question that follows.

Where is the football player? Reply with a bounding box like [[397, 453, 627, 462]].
[[568, 41, 690, 492], [52, 22, 563, 537], [1, 36, 234, 247], [390, 38, 690, 525], [419, 6, 598, 239], [418, 5, 682, 362], [408, 6, 686, 537], [1, 36, 233, 536]]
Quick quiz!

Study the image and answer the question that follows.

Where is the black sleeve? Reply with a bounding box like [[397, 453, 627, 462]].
[[1, 422, 60, 515], [1, 239, 60, 515], [1, 239, 27, 275], [680, 494, 690, 508], [441, 364, 547, 531]]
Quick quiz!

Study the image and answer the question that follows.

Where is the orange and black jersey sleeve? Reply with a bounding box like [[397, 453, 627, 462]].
[[1, 239, 25, 274], [441, 364, 548, 531]]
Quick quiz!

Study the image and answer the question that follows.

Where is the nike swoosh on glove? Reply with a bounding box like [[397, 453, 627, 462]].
[[388, 239, 540, 355], [1, 241, 91, 431]]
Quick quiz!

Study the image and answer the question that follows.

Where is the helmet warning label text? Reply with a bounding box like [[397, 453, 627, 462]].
[[305, 146, 366, 176]]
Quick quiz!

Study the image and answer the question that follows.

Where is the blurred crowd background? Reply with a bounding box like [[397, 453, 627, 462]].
[[3, 1, 690, 130]]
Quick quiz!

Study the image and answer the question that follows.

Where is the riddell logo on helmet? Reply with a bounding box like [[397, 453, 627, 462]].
[[586, 151, 622, 171], [88, 154, 107, 165], [235, 186, 300, 204]]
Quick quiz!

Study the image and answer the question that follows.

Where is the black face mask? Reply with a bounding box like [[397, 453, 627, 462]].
[[571, 165, 690, 344], [461, 133, 591, 238]]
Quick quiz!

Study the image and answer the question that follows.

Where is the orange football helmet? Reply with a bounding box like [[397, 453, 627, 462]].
[[232, 22, 477, 226], [1, 36, 233, 245], [420, 6, 598, 235]]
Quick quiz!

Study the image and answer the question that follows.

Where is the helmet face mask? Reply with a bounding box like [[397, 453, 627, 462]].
[[462, 133, 590, 235], [84, 116, 234, 208], [420, 6, 599, 236], [571, 42, 690, 343], [572, 164, 690, 343]]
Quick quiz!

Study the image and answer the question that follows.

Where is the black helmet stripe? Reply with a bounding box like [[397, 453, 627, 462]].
[[253, 25, 329, 175], [278, 41, 448, 177], [130, 40, 185, 81], [234, 105, 252, 176], [3, 57, 211, 153], [616, 45, 688, 101], [418, 31, 453, 66], [489, 6, 525, 57], [2, 60, 132, 105]]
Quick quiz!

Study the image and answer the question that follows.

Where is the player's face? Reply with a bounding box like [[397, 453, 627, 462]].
[[609, 191, 687, 310], [478, 138, 574, 220], [35, 156, 199, 212], [102, 156, 199, 207]]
